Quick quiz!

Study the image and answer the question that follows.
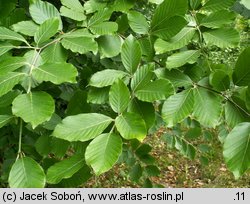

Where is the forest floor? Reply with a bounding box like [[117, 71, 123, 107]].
[[86, 127, 250, 188]]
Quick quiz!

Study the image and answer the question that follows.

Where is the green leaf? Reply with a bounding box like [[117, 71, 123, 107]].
[[41, 42, 67, 63], [109, 79, 130, 113], [115, 112, 147, 141], [162, 89, 194, 127], [129, 163, 142, 182], [127, 11, 149, 34], [66, 90, 90, 116], [85, 133, 122, 175], [154, 27, 196, 53], [151, 16, 187, 40], [0, 57, 27, 75], [32, 62, 77, 85], [166, 50, 200, 69], [12, 21, 39, 36], [151, 0, 187, 40], [151, 0, 187, 30], [61, 37, 98, 54], [84, 0, 107, 14], [128, 99, 155, 129], [53, 113, 113, 142], [61, 0, 84, 12], [12, 92, 55, 129], [155, 68, 193, 89], [202, 0, 236, 11], [47, 154, 85, 184], [193, 87, 223, 128], [113, 0, 135, 12], [87, 87, 109, 104], [90, 22, 118, 35], [121, 35, 142, 74], [89, 69, 128, 88], [29, 0, 62, 29], [145, 165, 160, 176], [225, 100, 250, 128], [0, 72, 26, 97], [97, 35, 122, 58], [58, 166, 91, 187], [8, 157, 45, 188], [203, 28, 240, 48], [60, 6, 86, 21], [0, 27, 27, 43], [0, 42, 15, 56], [189, 0, 202, 9], [35, 135, 51, 157], [209, 70, 230, 91], [135, 79, 174, 102], [34, 18, 59, 46], [131, 63, 154, 91], [88, 8, 112, 26], [0, 115, 13, 128], [223, 122, 250, 178], [0, 90, 20, 108], [201, 10, 235, 28], [233, 47, 250, 86]]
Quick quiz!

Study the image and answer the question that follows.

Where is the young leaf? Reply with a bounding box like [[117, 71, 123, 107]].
[[34, 18, 59, 46], [115, 112, 147, 141], [89, 69, 128, 88], [12, 92, 55, 129], [29, 0, 62, 29], [12, 21, 39, 36], [166, 50, 200, 69], [0, 72, 26, 97], [233, 47, 250, 86], [121, 35, 142, 74], [162, 89, 194, 127], [8, 157, 45, 188], [61, 37, 98, 54], [0, 27, 27, 43], [85, 133, 122, 175], [109, 79, 130, 113], [32, 62, 78, 84], [135, 79, 174, 102], [193, 87, 223, 128], [47, 154, 85, 184], [223, 122, 250, 178], [127, 11, 149, 34], [203, 28, 240, 48], [53, 113, 113, 142]]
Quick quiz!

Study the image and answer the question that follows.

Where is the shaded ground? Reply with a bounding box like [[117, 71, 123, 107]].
[[86, 128, 250, 188]]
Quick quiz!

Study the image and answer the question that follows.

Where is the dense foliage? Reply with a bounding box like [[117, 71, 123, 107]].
[[0, 0, 249, 188]]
